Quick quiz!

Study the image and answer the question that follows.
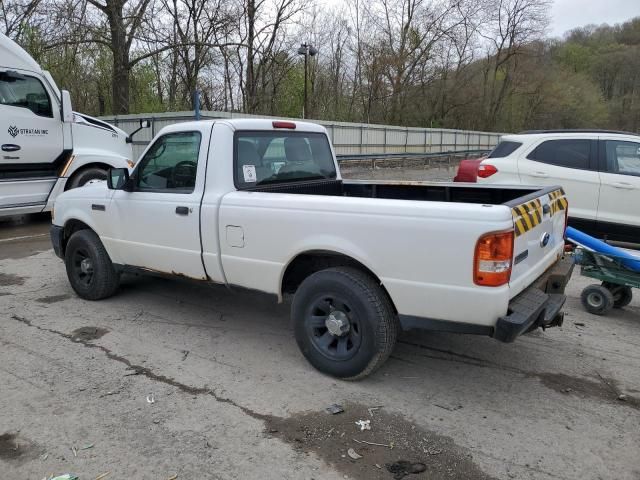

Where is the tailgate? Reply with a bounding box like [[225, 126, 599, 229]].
[[508, 187, 568, 298]]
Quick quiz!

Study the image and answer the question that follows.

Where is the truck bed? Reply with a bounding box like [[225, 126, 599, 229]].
[[245, 178, 541, 205]]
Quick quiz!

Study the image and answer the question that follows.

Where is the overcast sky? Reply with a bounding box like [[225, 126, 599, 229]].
[[551, 0, 640, 37], [318, 0, 640, 38]]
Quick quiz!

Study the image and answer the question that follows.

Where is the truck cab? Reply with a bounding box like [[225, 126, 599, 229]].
[[0, 33, 141, 217]]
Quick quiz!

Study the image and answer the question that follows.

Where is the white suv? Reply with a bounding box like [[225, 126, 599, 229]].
[[456, 130, 640, 244]]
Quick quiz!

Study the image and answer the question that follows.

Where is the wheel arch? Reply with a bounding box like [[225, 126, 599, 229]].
[[60, 218, 94, 257], [65, 162, 112, 190], [280, 250, 397, 313]]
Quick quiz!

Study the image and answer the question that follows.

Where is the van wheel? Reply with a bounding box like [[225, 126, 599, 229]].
[[292, 267, 397, 380], [67, 167, 108, 189], [602, 282, 633, 309], [65, 229, 120, 300], [581, 284, 614, 316]]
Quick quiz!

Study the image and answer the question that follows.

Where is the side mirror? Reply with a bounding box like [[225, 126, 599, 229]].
[[107, 168, 130, 190], [61, 90, 73, 123], [126, 119, 151, 143]]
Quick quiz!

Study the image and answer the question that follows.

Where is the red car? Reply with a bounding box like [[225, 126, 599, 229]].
[[453, 156, 486, 182]]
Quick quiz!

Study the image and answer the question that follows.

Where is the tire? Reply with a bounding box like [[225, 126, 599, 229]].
[[602, 282, 633, 309], [581, 284, 614, 316], [67, 167, 108, 189], [64, 229, 120, 300], [292, 267, 398, 380]]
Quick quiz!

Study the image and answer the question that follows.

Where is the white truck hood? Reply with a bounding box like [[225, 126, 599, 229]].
[[71, 112, 132, 161]]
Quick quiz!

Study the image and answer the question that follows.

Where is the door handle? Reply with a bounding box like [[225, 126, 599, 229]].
[[531, 171, 549, 178], [1, 144, 21, 152], [611, 182, 634, 190], [175, 206, 189, 215]]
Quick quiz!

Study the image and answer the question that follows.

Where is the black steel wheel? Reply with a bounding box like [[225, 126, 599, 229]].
[[64, 229, 120, 300], [292, 266, 397, 379], [581, 284, 614, 316], [306, 293, 363, 362], [71, 246, 94, 287], [602, 282, 633, 309]]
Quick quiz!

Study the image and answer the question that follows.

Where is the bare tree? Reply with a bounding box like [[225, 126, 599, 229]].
[[162, 0, 234, 108], [480, 0, 550, 128], [242, 0, 302, 113], [1, 0, 43, 40]]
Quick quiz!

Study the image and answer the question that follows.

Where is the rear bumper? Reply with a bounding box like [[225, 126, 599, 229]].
[[493, 256, 574, 343], [50, 224, 64, 259]]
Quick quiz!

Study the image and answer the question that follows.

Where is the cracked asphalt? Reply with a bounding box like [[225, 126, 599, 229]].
[[1, 213, 639, 480]]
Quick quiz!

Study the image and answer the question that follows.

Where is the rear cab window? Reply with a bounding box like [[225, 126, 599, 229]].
[[526, 139, 591, 170], [234, 131, 337, 188], [487, 141, 522, 158]]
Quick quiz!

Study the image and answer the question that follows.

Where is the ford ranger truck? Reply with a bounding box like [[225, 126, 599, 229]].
[[50, 119, 573, 379]]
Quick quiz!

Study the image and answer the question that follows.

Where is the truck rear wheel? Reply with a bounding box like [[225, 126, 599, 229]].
[[292, 267, 397, 380], [581, 284, 614, 316], [67, 167, 108, 189], [65, 229, 120, 300]]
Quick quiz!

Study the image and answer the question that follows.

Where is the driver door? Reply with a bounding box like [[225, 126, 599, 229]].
[[106, 127, 210, 279]]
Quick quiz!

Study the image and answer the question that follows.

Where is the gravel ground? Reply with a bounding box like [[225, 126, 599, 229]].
[[1, 175, 639, 480]]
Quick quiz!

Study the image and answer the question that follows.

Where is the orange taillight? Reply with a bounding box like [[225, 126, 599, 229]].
[[474, 230, 514, 286]]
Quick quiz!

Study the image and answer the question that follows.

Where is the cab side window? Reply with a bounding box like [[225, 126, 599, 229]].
[[604, 140, 640, 177], [0, 73, 53, 118], [527, 139, 590, 170], [135, 131, 201, 192]]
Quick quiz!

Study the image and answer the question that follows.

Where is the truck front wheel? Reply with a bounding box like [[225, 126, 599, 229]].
[[292, 267, 397, 380], [64, 229, 120, 300], [67, 167, 108, 189]]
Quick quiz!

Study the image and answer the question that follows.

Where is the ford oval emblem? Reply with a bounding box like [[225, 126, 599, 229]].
[[540, 232, 550, 247]]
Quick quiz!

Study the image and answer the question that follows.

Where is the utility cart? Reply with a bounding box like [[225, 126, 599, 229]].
[[566, 227, 639, 316], [573, 247, 638, 315]]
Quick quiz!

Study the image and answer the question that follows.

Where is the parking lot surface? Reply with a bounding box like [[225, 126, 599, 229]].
[[1, 213, 639, 480]]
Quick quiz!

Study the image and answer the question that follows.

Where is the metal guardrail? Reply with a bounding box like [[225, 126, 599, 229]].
[[100, 111, 503, 160], [336, 150, 489, 161], [336, 150, 488, 170]]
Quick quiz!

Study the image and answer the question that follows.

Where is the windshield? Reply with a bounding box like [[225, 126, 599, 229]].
[[234, 131, 337, 188]]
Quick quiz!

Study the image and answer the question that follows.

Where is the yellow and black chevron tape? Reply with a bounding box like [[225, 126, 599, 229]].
[[548, 188, 568, 216], [511, 198, 543, 237]]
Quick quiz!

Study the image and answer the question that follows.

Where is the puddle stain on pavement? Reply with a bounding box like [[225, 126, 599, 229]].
[[0, 433, 42, 463], [537, 372, 640, 410], [265, 403, 496, 480], [0, 273, 26, 286], [70, 326, 109, 342], [398, 340, 640, 411], [36, 294, 71, 304]]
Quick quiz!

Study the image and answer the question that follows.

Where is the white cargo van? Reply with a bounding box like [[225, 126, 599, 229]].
[[0, 33, 147, 217]]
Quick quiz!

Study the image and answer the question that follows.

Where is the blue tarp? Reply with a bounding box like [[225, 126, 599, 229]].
[[566, 226, 640, 272]]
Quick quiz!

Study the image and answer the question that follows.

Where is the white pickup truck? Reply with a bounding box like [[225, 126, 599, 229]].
[[50, 119, 573, 379]]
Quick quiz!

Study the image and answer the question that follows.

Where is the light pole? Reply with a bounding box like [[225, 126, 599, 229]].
[[297, 42, 317, 119]]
